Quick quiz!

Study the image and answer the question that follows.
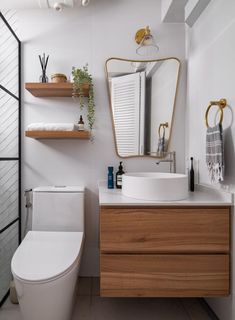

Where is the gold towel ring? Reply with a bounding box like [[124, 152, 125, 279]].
[[158, 122, 168, 138], [205, 98, 227, 128]]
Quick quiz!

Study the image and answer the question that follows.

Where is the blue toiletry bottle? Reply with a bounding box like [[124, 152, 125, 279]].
[[108, 166, 114, 189]]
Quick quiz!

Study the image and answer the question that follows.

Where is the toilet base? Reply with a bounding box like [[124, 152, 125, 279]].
[[14, 260, 80, 320], [10, 280, 19, 304]]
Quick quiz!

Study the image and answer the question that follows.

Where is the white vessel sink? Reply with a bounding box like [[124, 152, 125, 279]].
[[122, 172, 188, 201]]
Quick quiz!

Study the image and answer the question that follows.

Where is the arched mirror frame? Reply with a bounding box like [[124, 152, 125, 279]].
[[105, 57, 181, 159]]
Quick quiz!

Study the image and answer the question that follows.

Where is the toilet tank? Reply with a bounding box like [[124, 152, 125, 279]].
[[32, 186, 84, 232]]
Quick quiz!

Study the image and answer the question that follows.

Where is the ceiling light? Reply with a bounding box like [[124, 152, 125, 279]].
[[38, 0, 76, 10], [53, 2, 63, 11], [81, 0, 90, 7]]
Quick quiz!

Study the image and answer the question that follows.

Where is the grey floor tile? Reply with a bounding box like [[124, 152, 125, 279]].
[[90, 297, 190, 320], [0, 309, 22, 320], [91, 277, 100, 296], [0, 298, 22, 320], [72, 295, 92, 320], [0, 295, 214, 320], [181, 298, 213, 320], [77, 277, 92, 296]]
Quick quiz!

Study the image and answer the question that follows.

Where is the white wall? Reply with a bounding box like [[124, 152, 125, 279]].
[[186, 0, 235, 319], [17, 0, 186, 276]]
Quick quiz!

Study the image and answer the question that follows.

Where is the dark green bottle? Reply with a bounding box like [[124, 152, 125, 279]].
[[116, 162, 125, 189], [190, 157, 194, 192]]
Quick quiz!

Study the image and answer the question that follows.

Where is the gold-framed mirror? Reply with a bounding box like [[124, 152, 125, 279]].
[[105, 57, 181, 158]]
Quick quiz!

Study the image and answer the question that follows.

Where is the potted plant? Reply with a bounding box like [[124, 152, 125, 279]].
[[71, 64, 95, 132]]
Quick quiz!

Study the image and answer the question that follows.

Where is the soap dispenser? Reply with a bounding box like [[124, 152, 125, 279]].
[[116, 162, 125, 189], [78, 115, 84, 131]]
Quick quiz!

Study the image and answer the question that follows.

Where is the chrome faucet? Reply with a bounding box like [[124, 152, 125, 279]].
[[156, 151, 176, 173]]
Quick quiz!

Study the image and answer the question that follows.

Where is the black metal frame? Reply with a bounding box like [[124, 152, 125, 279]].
[[0, 11, 21, 307]]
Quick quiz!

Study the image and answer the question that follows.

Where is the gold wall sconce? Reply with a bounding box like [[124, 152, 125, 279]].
[[135, 26, 159, 56]]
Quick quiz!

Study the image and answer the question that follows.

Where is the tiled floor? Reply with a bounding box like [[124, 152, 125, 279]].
[[0, 277, 215, 320]]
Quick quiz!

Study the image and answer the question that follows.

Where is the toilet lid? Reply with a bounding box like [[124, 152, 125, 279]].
[[11, 231, 84, 282]]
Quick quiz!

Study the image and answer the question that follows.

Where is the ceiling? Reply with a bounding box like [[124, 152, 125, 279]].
[[0, 0, 211, 27]]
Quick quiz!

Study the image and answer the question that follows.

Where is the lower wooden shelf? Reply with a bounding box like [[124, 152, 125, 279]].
[[25, 130, 90, 139]]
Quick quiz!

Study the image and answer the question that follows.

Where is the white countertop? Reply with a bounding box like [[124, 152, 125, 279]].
[[98, 181, 233, 206]]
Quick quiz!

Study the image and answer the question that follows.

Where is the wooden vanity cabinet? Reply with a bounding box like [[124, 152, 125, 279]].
[[100, 206, 230, 297]]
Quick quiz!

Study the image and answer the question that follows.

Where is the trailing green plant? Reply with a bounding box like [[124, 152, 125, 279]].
[[72, 64, 95, 132]]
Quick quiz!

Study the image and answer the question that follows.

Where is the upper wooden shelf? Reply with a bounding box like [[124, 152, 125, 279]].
[[25, 130, 90, 139], [25, 82, 89, 97]]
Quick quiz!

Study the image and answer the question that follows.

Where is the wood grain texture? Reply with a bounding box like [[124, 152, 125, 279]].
[[25, 130, 90, 139], [25, 82, 89, 97], [100, 207, 230, 254], [100, 254, 230, 297]]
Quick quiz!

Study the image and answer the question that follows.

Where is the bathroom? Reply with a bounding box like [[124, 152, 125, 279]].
[[0, 0, 234, 319]]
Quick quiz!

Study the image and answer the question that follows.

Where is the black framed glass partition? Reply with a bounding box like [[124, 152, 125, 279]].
[[0, 11, 21, 306]]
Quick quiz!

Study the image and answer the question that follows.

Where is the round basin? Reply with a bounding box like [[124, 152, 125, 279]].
[[122, 172, 188, 201]]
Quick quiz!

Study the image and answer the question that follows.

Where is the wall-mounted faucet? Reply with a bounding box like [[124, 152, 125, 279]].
[[23, 189, 32, 237], [156, 151, 176, 173], [24, 188, 32, 208]]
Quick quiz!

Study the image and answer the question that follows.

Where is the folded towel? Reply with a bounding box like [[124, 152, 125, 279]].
[[206, 123, 224, 183], [44, 123, 75, 131], [27, 123, 45, 131], [27, 123, 75, 131]]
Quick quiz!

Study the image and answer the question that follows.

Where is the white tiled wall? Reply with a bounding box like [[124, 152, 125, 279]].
[[186, 1, 235, 319], [18, 0, 186, 276]]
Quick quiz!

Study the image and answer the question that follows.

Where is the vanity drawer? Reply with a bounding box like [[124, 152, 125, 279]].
[[100, 253, 230, 297], [100, 207, 230, 253]]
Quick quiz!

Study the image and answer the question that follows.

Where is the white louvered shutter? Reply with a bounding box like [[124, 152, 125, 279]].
[[139, 72, 146, 155], [111, 73, 142, 156]]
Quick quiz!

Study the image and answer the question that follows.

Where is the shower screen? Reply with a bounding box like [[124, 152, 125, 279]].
[[0, 10, 21, 306]]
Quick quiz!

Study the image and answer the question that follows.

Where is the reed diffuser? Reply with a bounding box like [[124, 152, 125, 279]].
[[39, 53, 49, 83]]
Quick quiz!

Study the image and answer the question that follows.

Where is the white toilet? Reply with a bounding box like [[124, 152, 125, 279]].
[[11, 186, 85, 320]]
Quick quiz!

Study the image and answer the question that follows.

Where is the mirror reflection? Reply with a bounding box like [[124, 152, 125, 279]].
[[105, 57, 180, 158]]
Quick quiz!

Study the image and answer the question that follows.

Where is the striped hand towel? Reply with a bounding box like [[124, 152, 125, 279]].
[[206, 123, 224, 183], [157, 127, 167, 154]]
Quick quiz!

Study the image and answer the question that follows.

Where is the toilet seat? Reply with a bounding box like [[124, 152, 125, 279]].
[[11, 231, 84, 283]]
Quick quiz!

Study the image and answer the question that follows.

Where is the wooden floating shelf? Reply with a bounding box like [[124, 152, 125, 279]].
[[25, 130, 90, 139], [25, 82, 89, 97]]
